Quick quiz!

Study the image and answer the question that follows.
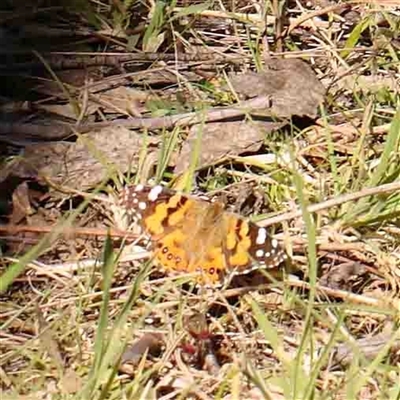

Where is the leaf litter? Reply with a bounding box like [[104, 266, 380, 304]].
[[0, 1, 399, 399]]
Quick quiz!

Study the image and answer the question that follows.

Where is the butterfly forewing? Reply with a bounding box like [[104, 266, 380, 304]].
[[120, 184, 188, 235]]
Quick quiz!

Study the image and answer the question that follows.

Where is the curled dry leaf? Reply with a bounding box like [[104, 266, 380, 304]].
[[10, 182, 34, 224], [174, 120, 284, 174], [120, 333, 164, 365], [229, 58, 325, 118], [319, 262, 367, 290], [95, 86, 150, 116], [38, 83, 150, 119]]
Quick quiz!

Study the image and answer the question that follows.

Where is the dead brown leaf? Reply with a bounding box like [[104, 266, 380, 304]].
[[34, 68, 102, 97], [59, 368, 83, 394], [174, 120, 283, 174], [37, 103, 98, 120], [229, 58, 325, 118], [36, 304, 65, 372], [96, 86, 150, 116], [7, 127, 160, 191]]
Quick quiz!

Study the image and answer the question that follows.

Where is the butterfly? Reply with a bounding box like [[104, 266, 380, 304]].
[[118, 184, 286, 286]]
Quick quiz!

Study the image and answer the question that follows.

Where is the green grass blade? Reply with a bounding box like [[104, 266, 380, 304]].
[[368, 108, 400, 187], [84, 233, 115, 395], [341, 17, 371, 59], [169, 2, 210, 22], [250, 298, 309, 398], [0, 189, 102, 294], [143, 1, 166, 51], [155, 126, 181, 183], [289, 145, 318, 399], [342, 108, 400, 225]]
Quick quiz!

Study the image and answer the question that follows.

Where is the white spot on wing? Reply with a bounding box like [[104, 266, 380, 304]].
[[255, 249, 264, 258], [148, 185, 163, 201], [135, 184, 144, 192], [138, 201, 147, 210], [256, 228, 267, 245], [272, 239, 278, 248]]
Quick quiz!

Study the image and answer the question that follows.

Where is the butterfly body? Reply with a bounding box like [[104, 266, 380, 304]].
[[119, 184, 286, 286]]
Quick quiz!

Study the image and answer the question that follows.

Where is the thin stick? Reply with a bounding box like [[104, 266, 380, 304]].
[[0, 225, 136, 239], [222, 277, 400, 311], [77, 95, 272, 133], [259, 181, 400, 227], [1, 182, 398, 237], [282, 3, 349, 37]]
